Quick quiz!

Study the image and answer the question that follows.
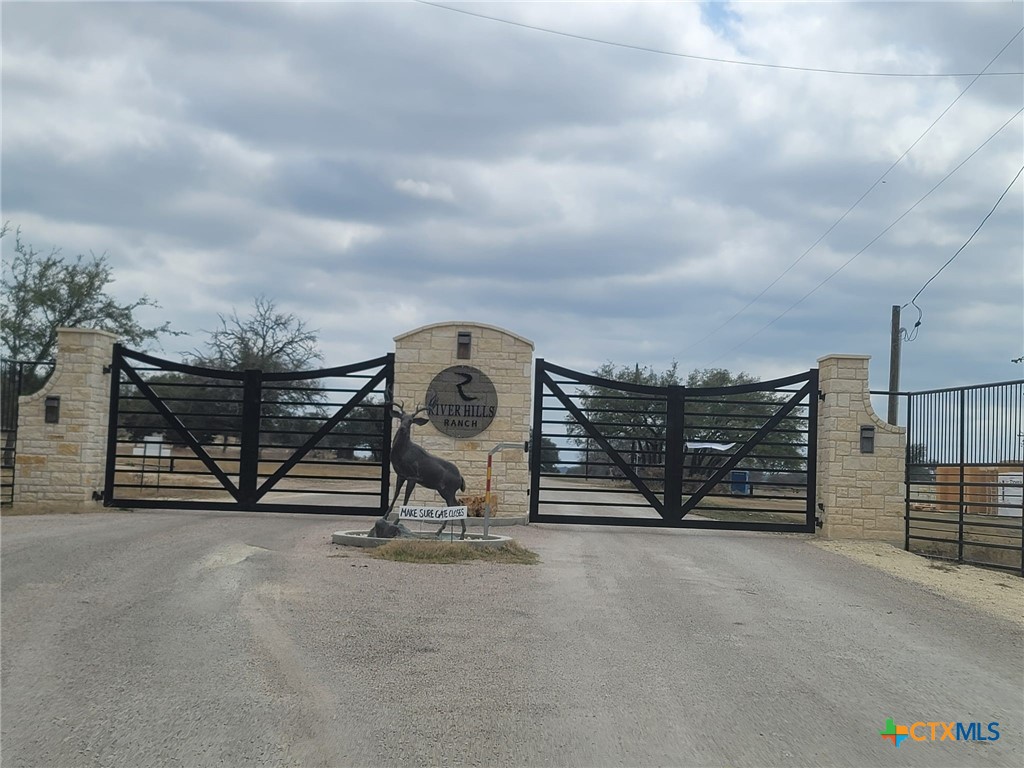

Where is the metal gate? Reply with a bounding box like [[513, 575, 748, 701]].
[[529, 360, 818, 532], [104, 345, 393, 514], [1, 358, 56, 506], [905, 379, 1023, 575]]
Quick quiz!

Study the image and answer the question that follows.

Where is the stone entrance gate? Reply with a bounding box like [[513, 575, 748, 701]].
[[6, 326, 913, 550]]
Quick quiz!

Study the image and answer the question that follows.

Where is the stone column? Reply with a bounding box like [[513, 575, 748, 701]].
[[816, 354, 906, 541], [13, 328, 117, 512], [393, 322, 534, 517]]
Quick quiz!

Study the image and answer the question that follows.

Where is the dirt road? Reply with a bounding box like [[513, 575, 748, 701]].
[[2, 511, 1021, 767]]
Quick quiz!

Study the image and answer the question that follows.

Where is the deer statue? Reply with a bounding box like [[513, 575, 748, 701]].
[[384, 399, 467, 539]]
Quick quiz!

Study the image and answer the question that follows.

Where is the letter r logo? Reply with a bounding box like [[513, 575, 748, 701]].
[[455, 372, 477, 402]]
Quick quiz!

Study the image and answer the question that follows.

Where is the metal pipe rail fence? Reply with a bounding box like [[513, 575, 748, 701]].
[[1, 359, 56, 506], [878, 379, 1024, 576]]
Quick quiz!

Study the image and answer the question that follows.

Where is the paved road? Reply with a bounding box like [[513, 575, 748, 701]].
[[2, 511, 1021, 768]]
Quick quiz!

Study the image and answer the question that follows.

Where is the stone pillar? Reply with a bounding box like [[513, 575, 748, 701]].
[[393, 322, 534, 517], [13, 328, 117, 512], [816, 354, 906, 541]]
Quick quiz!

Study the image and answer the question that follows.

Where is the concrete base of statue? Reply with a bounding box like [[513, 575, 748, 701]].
[[332, 529, 513, 548]]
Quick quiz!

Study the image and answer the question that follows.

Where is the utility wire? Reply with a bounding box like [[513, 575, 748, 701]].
[[900, 163, 1024, 342], [703, 107, 1024, 365], [414, 1, 1024, 78], [908, 164, 1024, 305], [681, 26, 1024, 355]]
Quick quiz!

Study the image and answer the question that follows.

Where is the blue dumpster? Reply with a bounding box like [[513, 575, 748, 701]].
[[729, 470, 750, 496]]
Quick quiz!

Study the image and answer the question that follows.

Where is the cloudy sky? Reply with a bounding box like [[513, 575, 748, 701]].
[[3, 1, 1022, 406]]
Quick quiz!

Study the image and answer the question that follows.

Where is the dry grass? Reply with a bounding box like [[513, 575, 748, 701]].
[[366, 539, 539, 565], [120, 452, 383, 480], [812, 539, 1024, 626], [694, 508, 807, 524], [110, 452, 383, 500]]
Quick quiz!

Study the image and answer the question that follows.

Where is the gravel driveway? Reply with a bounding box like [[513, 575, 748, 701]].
[[2, 510, 1021, 768]]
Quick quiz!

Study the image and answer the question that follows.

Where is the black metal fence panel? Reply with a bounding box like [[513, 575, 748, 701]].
[[904, 379, 1024, 575], [1, 358, 56, 505], [104, 345, 393, 514], [529, 360, 817, 532]]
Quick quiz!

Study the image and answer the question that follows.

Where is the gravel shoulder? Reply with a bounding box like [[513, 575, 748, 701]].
[[811, 539, 1024, 627]]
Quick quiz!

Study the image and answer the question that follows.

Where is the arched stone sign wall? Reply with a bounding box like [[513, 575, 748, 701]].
[[392, 322, 533, 517]]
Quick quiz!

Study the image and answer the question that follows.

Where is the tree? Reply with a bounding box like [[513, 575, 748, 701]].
[[321, 398, 387, 461], [1, 224, 180, 461], [908, 442, 929, 464], [683, 367, 805, 472], [568, 362, 807, 481], [0, 224, 177, 363], [118, 371, 242, 445], [120, 297, 330, 448], [189, 295, 321, 372], [568, 363, 679, 478], [189, 296, 326, 447], [539, 437, 561, 473], [907, 442, 934, 482]]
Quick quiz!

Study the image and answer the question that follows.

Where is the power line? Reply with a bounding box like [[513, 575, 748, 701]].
[[414, 1, 1024, 78], [901, 164, 1023, 341], [909, 163, 1019, 313], [703, 107, 1024, 364], [681, 26, 1024, 355]]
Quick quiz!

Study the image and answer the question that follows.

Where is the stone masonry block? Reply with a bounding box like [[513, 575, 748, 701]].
[[13, 328, 115, 509], [818, 352, 906, 544]]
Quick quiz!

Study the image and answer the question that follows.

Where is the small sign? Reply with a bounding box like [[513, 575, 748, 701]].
[[134, 435, 172, 458], [399, 505, 468, 521]]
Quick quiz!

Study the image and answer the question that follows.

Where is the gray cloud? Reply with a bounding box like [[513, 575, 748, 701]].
[[2, 1, 1021, 397]]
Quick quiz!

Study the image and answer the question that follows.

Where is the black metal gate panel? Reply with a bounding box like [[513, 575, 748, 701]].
[[104, 346, 393, 514], [529, 360, 818, 532], [1, 358, 56, 506], [905, 380, 1023, 575]]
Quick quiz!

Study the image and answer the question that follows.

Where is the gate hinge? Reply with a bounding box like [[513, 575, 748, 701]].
[[103, 365, 112, 374], [92, 490, 104, 501], [817, 389, 825, 401], [815, 502, 824, 528]]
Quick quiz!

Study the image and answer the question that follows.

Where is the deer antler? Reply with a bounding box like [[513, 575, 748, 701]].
[[411, 390, 437, 418]]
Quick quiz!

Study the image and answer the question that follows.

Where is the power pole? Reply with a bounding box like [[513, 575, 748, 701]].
[[887, 304, 901, 424]]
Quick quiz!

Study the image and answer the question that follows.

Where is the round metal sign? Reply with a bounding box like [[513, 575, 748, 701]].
[[427, 365, 497, 438]]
